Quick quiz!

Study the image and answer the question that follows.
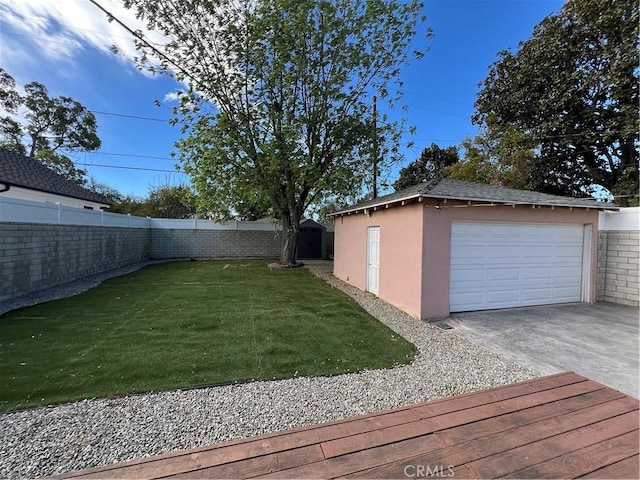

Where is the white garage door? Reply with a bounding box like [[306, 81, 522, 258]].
[[450, 222, 587, 312]]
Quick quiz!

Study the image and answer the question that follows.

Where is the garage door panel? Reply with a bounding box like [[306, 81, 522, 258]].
[[486, 290, 521, 306], [450, 222, 585, 312], [486, 267, 521, 281], [487, 245, 521, 259], [522, 266, 553, 280], [450, 267, 485, 283], [555, 244, 583, 255], [451, 244, 485, 256], [523, 226, 554, 239], [554, 286, 581, 299], [453, 222, 488, 235], [490, 224, 523, 236], [554, 265, 582, 279], [453, 291, 486, 309], [521, 288, 554, 302], [523, 246, 554, 259]]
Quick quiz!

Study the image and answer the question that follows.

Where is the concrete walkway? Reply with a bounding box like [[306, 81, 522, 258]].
[[447, 303, 639, 398]]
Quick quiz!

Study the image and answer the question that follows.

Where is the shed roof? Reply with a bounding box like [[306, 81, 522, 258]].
[[331, 178, 617, 215], [0, 148, 109, 205]]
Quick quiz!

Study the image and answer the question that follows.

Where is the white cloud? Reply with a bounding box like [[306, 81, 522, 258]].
[[163, 91, 181, 103], [0, 0, 168, 77]]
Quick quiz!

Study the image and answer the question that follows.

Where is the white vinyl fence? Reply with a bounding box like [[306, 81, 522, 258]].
[[598, 207, 640, 231], [150, 218, 281, 231], [0, 196, 149, 228], [0, 196, 281, 231]]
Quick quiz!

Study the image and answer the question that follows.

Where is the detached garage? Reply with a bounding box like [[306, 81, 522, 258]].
[[331, 179, 617, 320]]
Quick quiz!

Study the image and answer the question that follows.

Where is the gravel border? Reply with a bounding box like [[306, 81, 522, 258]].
[[0, 260, 173, 317], [0, 261, 540, 479]]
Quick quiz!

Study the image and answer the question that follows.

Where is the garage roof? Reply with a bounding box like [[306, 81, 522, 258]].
[[0, 147, 109, 205], [331, 178, 618, 215]]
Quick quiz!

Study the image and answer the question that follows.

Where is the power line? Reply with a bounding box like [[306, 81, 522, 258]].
[[85, 151, 176, 161], [6, 14, 145, 42], [407, 105, 470, 118], [0, 28, 154, 71], [76, 162, 186, 173], [0, 30, 85, 49], [88, 0, 203, 90], [91, 110, 170, 122], [401, 90, 475, 108]]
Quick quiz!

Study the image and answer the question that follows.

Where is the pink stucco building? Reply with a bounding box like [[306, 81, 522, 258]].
[[331, 179, 617, 320]]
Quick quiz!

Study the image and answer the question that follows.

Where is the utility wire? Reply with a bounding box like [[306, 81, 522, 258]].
[[88, 0, 203, 90], [0, 13, 140, 41], [90, 110, 170, 122], [86, 151, 176, 161], [76, 162, 185, 173], [400, 90, 475, 108]]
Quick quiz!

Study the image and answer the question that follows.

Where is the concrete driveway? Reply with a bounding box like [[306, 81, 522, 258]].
[[447, 302, 639, 398]]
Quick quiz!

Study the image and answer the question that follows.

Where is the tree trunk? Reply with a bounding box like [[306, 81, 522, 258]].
[[28, 134, 37, 158], [279, 212, 300, 266]]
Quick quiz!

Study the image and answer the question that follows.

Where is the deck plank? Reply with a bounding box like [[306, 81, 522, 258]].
[[580, 455, 640, 479], [342, 396, 638, 480], [502, 430, 640, 479], [257, 397, 639, 479], [51, 373, 639, 480], [322, 380, 610, 458], [168, 445, 324, 479], [464, 410, 639, 478], [58, 372, 588, 480]]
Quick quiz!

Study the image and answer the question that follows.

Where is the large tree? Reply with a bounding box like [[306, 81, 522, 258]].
[[0, 68, 101, 184], [112, 0, 426, 265], [474, 0, 639, 204], [393, 143, 459, 190]]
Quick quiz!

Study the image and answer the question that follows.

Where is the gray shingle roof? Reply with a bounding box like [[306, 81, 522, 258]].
[[332, 178, 615, 214], [0, 148, 109, 205]]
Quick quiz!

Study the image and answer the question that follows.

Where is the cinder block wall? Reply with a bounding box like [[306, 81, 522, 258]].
[[597, 230, 640, 307], [2, 221, 320, 304], [0, 223, 151, 302], [150, 229, 281, 259]]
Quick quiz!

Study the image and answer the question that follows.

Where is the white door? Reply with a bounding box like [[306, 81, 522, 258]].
[[450, 222, 586, 312], [367, 226, 380, 295]]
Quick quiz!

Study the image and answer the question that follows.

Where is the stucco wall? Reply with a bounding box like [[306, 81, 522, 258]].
[[333, 200, 600, 321], [597, 230, 639, 307], [421, 202, 599, 319], [0, 222, 150, 301], [151, 229, 281, 259], [333, 203, 424, 318]]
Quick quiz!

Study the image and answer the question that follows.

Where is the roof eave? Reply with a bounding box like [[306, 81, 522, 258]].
[[420, 193, 619, 210], [5, 183, 110, 206], [328, 193, 424, 216], [330, 193, 619, 216]]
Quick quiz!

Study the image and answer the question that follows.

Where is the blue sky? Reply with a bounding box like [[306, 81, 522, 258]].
[[0, 0, 564, 198]]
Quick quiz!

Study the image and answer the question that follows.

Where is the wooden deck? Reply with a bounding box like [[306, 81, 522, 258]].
[[57, 372, 639, 479]]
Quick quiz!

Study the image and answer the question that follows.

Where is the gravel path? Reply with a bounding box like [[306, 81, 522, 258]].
[[0, 260, 172, 317], [0, 261, 539, 479]]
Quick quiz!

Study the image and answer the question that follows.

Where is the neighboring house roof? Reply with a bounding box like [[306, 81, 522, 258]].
[[331, 178, 618, 215], [300, 218, 327, 230], [0, 148, 109, 205]]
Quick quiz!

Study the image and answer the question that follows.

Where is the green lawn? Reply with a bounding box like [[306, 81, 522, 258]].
[[0, 260, 416, 412]]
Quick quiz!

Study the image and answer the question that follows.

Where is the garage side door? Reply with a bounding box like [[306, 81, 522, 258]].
[[450, 222, 585, 312], [367, 226, 380, 295]]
